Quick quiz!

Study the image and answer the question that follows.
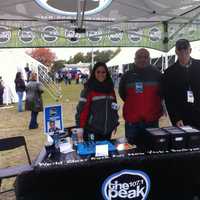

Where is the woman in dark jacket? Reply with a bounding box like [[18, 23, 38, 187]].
[[0, 77, 4, 106], [15, 72, 26, 112], [25, 72, 43, 129], [75, 62, 119, 141]]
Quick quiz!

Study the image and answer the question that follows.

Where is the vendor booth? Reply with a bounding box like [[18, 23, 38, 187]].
[[15, 126, 200, 200], [2, 1, 200, 200]]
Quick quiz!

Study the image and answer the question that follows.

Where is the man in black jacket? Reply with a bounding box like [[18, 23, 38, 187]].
[[163, 39, 200, 128]]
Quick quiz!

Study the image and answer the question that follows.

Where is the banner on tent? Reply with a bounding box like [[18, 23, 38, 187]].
[[0, 18, 200, 51], [0, 23, 164, 49]]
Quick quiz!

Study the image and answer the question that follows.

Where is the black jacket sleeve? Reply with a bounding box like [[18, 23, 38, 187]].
[[118, 73, 127, 101], [162, 72, 182, 125]]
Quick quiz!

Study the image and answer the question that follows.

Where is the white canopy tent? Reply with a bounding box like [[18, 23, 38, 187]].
[[179, 40, 200, 60], [107, 48, 172, 73], [163, 41, 200, 65], [107, 41, 200, 73], [0, 50, 47, 104]]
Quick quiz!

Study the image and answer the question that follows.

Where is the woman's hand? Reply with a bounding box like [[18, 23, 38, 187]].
[[176, 120, 184, 127], [111, 127, 117, 138], [76, 128, 84, 142]]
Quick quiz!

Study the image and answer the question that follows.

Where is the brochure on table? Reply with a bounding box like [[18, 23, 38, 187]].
[[44, 104, 63, 135]]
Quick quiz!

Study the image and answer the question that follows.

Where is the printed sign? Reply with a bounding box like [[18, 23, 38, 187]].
[[128, 28, 143, 43], [87, 29, 102, 43], [0, 26, 11, 43], [18, 27, 35, 43], [65, 29, 80, 43], [0, 22, 166, 51], [102, 169, 150, 200], [108, 28, 123, 43], [149, 27, 161, 42], [44, 104, 63, 134], [42, 26, 58, 43]]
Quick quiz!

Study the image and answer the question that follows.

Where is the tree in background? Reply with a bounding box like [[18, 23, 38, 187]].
[[28, 48, 56, 68], [51, 60, 66, 73], [94, 48, 120, 63], [67, 48, 121, 64], [67, 52, 85, 64]]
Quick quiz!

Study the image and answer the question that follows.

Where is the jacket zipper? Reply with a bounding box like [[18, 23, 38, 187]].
[[104, 96, 108, 134]]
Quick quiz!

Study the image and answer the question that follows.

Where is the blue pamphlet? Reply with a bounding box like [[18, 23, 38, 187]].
[[77, 140, 116, 156]]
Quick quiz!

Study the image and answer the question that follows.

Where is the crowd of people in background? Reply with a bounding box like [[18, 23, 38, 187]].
[[52, 68, 121, 89], [53, 70, 89, 85]]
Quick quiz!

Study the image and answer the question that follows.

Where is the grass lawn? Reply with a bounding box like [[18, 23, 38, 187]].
[[0, 80, 171, 198]]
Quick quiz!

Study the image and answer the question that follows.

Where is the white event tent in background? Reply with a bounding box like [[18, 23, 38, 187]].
[[106, 48, 174, 73], [107, 41, 200, 73], [0, 50, 46, 104]]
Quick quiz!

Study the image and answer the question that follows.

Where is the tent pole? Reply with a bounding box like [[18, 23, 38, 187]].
[[6, 85, 8, 105], [164, 53, 168, 71], [162, 21, 169, 71], [91, 47, 94, 69]]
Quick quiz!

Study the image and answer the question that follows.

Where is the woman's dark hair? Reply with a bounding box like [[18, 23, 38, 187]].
[[15, 72, 22, 80], [89, 62, 112, 81], [84, 62, 114, 93]]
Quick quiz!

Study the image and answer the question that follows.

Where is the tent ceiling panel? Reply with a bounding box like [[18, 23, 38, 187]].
[[0, 0, 200, 51]]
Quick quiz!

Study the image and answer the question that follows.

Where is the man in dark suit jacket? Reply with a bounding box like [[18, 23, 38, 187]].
[[162, 39, 200, 129]]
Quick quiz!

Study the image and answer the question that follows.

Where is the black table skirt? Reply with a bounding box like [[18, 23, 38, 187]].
[[16, 147, 200, 200]]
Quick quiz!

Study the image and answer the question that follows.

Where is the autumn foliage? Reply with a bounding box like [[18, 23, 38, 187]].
[[28, 48, 56, 68]]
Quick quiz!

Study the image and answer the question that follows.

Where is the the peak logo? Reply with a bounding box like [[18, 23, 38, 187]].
[[102, 170, 150, 200]]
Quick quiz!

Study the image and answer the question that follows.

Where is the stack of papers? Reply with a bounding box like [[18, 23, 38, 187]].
[[59, 142, 74, 154]]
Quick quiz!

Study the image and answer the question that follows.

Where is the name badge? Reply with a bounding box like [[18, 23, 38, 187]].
[[135, 82, 143, 93], [187, 90, 194, 103], [111, 102, 120, 110]]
